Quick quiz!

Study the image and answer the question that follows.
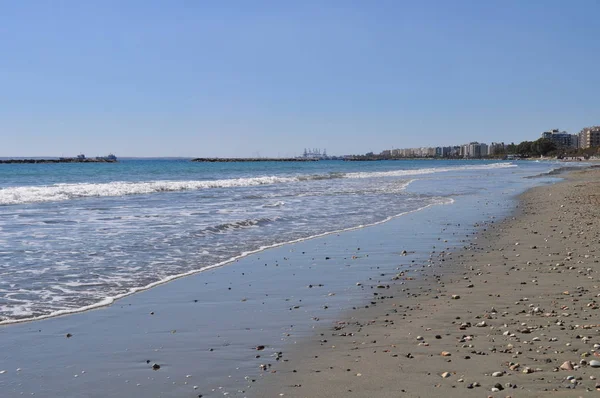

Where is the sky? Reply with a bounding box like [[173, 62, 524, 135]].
[[1, 1, 599, 157]]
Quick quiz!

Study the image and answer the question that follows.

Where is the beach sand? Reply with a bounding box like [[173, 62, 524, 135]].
[[1, 168, 596, 398], [252, 168, 600, 397], [0, 189, 490, 397]]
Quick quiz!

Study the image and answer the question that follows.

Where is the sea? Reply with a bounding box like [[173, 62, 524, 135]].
[[0, 158, 576, 324]]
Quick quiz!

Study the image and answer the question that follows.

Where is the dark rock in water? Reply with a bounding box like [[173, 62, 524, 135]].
[[66, 333, 72, 338], [256, 345, 265, 351], [191, 157, 318, 163], [0, 157, 117, 164], [152, 363, 160, 370]]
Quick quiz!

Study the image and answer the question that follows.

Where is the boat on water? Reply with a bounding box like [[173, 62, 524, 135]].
[[101, 153, 117, 161]]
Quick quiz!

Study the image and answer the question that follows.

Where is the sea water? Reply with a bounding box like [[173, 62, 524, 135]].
[[0, 159, 571, 323]]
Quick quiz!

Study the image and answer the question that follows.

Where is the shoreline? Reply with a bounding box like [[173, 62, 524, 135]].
[[0, 164, 578, 398], [252, 167, 600, 397], [0, 199, 451, 326], [0, 171, 519, 397]]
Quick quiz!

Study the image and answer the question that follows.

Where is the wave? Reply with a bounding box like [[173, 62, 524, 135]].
[[0, 177, 297, 205], [524, 164, 594, 179], [344, 162, 516, 178], [262, 201, 285, 208], [196, 217, 279, 236], [0, 162, 514, 205], [0, 197, 454, 325]]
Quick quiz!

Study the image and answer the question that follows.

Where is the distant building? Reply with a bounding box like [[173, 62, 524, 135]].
[[479, 143, 488, 157], [461, 142, 487, 158], [468, 142, 480, 158], [571, 134, 579, 149], [541, 129, 578, 148], [579, 126, 600, 149]]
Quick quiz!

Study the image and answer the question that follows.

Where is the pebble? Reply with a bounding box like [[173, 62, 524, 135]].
[[560, 361, 574, 371], [591, 360, 600, 368]]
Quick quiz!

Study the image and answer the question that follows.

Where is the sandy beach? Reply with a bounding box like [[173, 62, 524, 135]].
[[1, 166, 596, 398], [253, 167, 600, 397]]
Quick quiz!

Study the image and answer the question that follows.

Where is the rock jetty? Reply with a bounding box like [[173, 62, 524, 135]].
[[191, 158, 319, 162], [0, 158, 117, 164]]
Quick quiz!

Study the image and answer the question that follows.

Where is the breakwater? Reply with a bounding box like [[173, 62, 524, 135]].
[[0, 158, 117, 164], [191, 158, 319, 162]]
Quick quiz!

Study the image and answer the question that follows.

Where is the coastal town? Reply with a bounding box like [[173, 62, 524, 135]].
[[361, 125, 600, 160]]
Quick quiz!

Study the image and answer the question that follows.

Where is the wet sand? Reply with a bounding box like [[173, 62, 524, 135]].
[[0, 192, 496, 398], [0, 166, 581, 398], [253, 168, 600, 397]]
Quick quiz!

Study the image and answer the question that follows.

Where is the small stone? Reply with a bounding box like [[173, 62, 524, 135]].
[[152, 363, 160, 370], [492, 371, 503, 377], [560, 361, 574, 371], [441, 351, 451, 357], [66, 333, 72, 338], [590, 360, 600, 368], [441, 372, 451, 378], [451, 295, 460, 300], [256, 345, 265, 351]]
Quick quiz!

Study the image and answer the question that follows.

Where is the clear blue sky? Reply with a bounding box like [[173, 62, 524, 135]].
[[1, 1, 599, 157]]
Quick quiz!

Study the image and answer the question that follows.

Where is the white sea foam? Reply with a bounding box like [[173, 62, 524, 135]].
[[0, 196, 453, 325], [0, 163, 513, 205], [0, 176, 297, 205], [345, 162, 516, 178]]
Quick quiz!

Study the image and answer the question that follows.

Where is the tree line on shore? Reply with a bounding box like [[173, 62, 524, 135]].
[[504, 138, 599, 158]]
